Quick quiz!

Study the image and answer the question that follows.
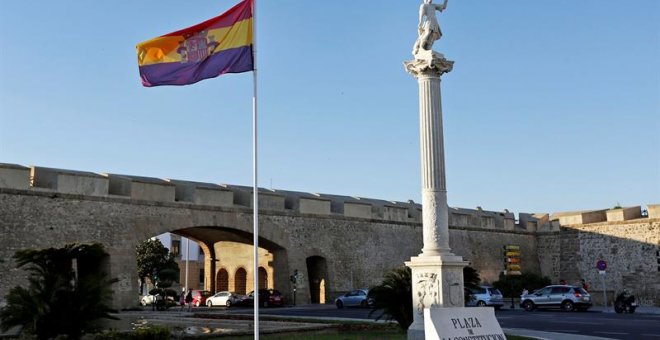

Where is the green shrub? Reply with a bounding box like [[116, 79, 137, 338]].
[[134, 326, 171, 340], [0, 243, 117, 340]]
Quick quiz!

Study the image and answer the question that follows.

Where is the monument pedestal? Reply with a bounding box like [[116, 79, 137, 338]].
[[406, 254, 469, 340]]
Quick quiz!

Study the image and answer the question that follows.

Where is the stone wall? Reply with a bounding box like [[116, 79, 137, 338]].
[[535, 220, 660, 306], [0, 163, 657, 308]]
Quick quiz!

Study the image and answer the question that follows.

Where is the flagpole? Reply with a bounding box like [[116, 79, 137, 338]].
[[252, 0, 260, 338]]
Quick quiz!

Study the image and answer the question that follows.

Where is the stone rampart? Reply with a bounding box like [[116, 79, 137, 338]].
[[0, 163, 657, 307], [0, 163, 554, 229]]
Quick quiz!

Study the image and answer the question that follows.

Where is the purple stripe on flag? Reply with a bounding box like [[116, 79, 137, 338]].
[[139, 45, 253, 87]]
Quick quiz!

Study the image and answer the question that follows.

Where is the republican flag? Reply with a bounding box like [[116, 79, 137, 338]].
[[136, 0, 253, 87]]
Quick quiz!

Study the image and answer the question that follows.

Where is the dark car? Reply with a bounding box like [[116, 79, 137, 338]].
[[191, 290, 213, 307], [244, 289, 284, 307]]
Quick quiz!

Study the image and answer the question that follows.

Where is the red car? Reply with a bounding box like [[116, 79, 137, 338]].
[[191, 290, 213, 307]]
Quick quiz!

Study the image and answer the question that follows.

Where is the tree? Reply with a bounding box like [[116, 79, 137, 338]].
[[368, 266, 413, 330], [0, 243, 117, 340], [135, 239, 179, 292], [463, 266, 481, 304]]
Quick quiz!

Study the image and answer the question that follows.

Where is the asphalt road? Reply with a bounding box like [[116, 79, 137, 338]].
[[198, 304, 660, 340]]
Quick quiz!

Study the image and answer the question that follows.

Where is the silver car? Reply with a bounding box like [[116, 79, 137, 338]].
[[520, 285, 592, 312], [335, 289, 372, 308], [465, 286, 504, 309]]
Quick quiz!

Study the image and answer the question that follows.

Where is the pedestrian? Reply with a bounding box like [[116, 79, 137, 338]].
[[581, 279, 589, 291], [185, 288, 193, 312], [179, 288, 186, 311]]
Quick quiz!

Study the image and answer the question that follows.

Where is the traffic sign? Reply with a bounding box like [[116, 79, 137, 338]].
[[596, 260, 607, 271], [503, 245, 522, 276]]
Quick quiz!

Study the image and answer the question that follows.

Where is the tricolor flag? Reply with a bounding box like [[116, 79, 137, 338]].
[[136, 0, 253, 87]]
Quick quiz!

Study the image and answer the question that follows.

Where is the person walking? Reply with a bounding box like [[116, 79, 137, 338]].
[[185, 288, 193, 312], [179, 288, 186, 311], [581, 279, 589, 291]]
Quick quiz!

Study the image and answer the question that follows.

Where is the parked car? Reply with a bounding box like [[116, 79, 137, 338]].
[[205, 291, 245, 307], [520, 285, 592, 312], [191, 290, 213, 307], [335, 289, 372, 308], [465, 286, 504, 310], [244, 289, 284, 307]]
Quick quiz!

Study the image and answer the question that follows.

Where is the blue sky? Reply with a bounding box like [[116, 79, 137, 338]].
[[1, 0, 658, 215]]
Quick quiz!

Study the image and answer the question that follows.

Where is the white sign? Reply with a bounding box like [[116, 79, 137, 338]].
[[599, 270, 606, 275], [424, 307, 505, 340]]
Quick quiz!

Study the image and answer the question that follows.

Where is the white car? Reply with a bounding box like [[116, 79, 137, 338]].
[[140, 294, 155, 306], [335, 289, 373, 308], [205, 291, 244, 307]]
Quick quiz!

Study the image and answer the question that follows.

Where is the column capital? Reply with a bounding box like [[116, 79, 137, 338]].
[[404, 50, 454, 78]]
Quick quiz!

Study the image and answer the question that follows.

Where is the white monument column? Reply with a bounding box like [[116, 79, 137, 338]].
[[404, 1, 468, 339]]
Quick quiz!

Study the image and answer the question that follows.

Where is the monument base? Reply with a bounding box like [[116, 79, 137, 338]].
[[406, 254, 469, 340]]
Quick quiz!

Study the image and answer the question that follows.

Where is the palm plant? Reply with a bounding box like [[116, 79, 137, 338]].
[[463, 266, 481, 304], [0, 243, 117, 339], [368, 266, 413, 330]]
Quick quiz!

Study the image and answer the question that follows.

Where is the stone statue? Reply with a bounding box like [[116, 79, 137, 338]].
[[412, 0, 448, 56]]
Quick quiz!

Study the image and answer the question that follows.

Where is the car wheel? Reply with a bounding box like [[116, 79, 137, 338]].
[[207, 301, 213, 308], [561, 301, 574, 312], [226, 300, 232, 307], [336, 300, 344, 309], [477, 301, 487, 307], [522, 300, 535, 311]]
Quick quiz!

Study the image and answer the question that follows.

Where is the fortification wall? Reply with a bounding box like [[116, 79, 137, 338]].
[[0, 163, 541, 307], [1, 163, 657, 307], [535, 220, 660, 306]]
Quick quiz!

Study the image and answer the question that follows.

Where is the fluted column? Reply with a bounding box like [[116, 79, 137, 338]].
[[405, 55, 455, 256], [418, 73, 451, 256]]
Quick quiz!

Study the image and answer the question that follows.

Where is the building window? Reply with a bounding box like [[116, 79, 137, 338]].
[[199, 268, 205, 284], [171, 240, 180, 257]]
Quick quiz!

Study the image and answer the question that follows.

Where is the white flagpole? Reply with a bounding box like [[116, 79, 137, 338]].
[[252, 0, 260, 338]]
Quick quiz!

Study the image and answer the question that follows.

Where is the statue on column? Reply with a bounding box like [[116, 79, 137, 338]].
[[406, 0, 453, 76], [412, 0, 448, 56]]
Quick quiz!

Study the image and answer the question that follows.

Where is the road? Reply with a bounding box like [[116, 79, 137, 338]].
[[196, 304, 660, 340]]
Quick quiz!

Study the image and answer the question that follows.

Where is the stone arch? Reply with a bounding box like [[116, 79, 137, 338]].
[[306, 256, 328, 304], [169, 224, 291, 298], [216, 268, 229, 292], [258, 266, 268, 289], [235, 267, 247, 294]]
